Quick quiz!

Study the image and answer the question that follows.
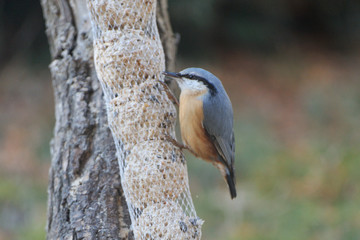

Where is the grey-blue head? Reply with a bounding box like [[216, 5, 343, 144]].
[[163, 68, 227, 97]]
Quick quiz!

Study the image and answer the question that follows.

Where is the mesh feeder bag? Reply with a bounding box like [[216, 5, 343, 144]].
[[87, 0, 203, 239]]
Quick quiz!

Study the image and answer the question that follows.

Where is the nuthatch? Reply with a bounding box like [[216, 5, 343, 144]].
[[163, 68, 236, 199]]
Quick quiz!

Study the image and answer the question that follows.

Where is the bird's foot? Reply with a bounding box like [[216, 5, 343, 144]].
[[158, 80, 179, 106], [165, 134, 197, 156]]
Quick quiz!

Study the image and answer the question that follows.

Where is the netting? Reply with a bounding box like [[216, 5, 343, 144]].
[[86, 0, 202, 239]]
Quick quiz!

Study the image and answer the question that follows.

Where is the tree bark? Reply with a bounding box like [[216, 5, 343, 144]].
[[156, 0, 178, 72], [156, 0, 180, 94], [41, 0, 177, 239], [41, 0, 132, 238]]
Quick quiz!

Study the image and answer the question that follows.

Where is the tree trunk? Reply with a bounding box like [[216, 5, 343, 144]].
[[40, 0, 177, 239], [156, 0, 179, 93]]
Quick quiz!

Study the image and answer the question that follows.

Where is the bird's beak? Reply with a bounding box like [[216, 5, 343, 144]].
[[162, 71, 182, 78]]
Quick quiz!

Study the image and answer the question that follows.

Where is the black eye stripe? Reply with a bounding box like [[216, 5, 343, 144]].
[[180, 73, 217, 96], [184, 74, 195, 80]]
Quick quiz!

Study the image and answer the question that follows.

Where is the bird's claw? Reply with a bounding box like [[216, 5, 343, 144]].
[[165, 134, 185, 149], [165, 134, 197, 156], [158, 80, 179, 106]]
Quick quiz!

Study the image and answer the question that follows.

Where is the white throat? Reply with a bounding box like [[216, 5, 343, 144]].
[[177, 78, 207, 93]]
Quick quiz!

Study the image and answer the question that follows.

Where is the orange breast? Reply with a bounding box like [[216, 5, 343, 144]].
[[179, 89, 217, 162]]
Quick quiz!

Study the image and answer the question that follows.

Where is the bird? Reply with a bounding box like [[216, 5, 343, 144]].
[[162, 68, 236, 199]]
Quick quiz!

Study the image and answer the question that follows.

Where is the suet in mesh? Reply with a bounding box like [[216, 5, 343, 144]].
[[87, 0, 203, 239]]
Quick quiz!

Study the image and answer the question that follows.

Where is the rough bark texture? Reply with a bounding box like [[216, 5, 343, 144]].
[[156, 0, 179, 94], [41, 0, 132, 238], [156, 0, 178, 72], [41, 0, 177, 239]]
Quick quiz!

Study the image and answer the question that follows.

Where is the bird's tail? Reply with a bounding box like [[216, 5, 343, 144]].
[[225, 169, 237, 199]]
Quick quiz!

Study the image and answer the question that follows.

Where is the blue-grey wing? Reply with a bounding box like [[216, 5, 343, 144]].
[[202, 92, 235, 170]]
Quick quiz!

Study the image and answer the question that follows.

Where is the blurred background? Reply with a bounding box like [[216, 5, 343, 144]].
[[1, 0, 360, 239]]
